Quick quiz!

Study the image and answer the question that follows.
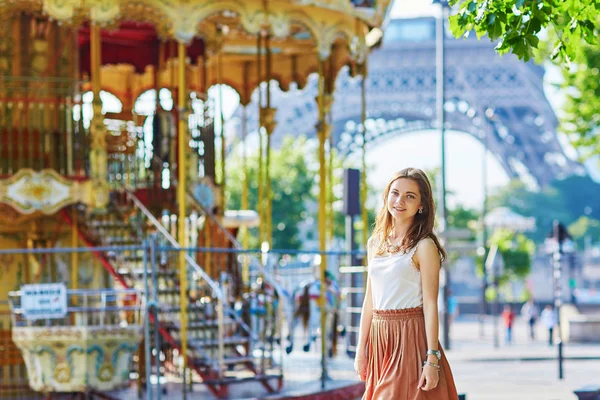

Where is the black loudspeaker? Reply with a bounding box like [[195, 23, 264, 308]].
[[343, 168, 361, 216]]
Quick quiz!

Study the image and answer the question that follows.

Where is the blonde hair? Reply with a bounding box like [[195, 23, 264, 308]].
[[372, 168, 446, 262]]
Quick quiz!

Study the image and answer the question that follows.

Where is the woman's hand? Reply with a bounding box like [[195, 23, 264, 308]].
[[418, 364, 439, 391], [354, 355, 368, 381]]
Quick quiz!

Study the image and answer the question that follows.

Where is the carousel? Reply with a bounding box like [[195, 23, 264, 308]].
[[0, 0, 392, 398]]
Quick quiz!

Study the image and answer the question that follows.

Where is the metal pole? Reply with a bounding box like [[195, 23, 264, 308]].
[[218, 46, 226, 214], [569, 253, 576, 304], [177, 41, 189, 399], [265, 34, 273, 247], [480, 120, 489, 338], [241, 102, 250, 285], [360, 63, 369, 270], [150, 237, 162, 399], [241, 62, 250, 286], [318, 59, 329, 389], [493, 266, 499, 349], [485, 244, 500, 349], [436, 0, 450, 351], [256, 34, 264, 244], [553, 220, 564, 379], [143, 239, 153, 399]]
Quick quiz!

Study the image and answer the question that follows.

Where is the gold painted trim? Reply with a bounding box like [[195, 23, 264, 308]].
[[0, 169, 108, 215]]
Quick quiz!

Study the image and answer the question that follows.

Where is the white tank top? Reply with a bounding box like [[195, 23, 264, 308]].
[[368, 243, 422, 310]]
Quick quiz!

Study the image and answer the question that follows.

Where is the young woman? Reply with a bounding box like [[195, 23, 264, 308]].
[[354, 168, 458, 400]]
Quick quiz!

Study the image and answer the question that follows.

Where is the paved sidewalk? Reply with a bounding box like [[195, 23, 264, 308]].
[[446, 315, 600, 362], [438, 316, 600, 400]]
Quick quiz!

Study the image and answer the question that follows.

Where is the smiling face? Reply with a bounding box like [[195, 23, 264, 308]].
[[386, 178, 422, 225]]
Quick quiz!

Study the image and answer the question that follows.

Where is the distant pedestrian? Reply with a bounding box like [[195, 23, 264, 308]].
[[501, 305, 515, 345], [521, 299, 539, 340], [540, 305, 557, 346]]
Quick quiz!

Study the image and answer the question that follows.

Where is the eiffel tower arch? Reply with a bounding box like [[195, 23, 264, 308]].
[[240, 17, 585, 186]]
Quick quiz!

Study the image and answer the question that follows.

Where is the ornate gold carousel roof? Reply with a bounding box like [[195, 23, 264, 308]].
[[0, 0, 392, 107]]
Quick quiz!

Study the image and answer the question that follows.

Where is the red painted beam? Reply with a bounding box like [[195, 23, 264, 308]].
[[59, 209, 130, 289]]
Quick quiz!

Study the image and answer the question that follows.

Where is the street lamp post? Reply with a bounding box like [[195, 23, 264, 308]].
[[434, 0, 450, 352], [484, 244, 501, 348], [550, 220, 570, 380], [479, 108, 494, 338]]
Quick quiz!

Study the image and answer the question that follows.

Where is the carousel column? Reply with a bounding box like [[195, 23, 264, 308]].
[[176, 41, 190, 397], [256, 33, 265, 244], [71, 208, 78, 293], [241, 61, 251, 286], [360, 61, 369, 267], [317, 57, 333, 389], [200, 50, 213, 278], [326, 55, 336, 247], [217, 30, 226, 216], [89, 23, 108, 199], [263, 34, 276, 249]]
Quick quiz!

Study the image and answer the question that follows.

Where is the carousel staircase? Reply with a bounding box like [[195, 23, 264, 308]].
[[62, 188, 283, 398]]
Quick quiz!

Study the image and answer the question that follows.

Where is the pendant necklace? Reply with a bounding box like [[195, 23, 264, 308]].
[[386, 235, 403, 254]]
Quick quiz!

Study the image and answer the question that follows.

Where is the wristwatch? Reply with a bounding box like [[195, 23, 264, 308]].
[[426, 349, 441, 361]]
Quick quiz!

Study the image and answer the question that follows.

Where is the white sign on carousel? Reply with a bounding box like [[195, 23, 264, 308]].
[[21, 283, 67, 320]]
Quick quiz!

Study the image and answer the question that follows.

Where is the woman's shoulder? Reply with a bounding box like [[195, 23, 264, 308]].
[[367, 235, 381, 250], [413, 236, 440, 262], [416, 236, 436, 249]]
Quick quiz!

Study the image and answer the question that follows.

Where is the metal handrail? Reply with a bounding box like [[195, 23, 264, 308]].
[[124, 188, 231, 378], [8, 288, 144, 327], [9, 288, 140, 296], [125, 188, 223, 298], [186, 190, 287, 301], [186, 190, 288, 375]]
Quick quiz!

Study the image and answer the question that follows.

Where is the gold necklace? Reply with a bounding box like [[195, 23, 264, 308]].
[[386, 236, 403, 254]]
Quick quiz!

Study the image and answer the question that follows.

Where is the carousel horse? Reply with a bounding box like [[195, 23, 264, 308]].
[[285, 271, 345, 357]]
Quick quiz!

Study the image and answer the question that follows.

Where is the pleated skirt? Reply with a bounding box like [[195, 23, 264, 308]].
[[362, 307, 458, 400]]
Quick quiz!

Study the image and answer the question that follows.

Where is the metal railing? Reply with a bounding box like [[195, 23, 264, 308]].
[[7, 288, 143, 328], [186, 189, 287, 302], [124, 189, 228, 379]]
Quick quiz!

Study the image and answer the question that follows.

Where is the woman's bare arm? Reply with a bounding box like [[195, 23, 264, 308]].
[[416, 237, 441, 361]]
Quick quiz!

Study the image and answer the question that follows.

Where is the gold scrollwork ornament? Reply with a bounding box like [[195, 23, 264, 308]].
[[98, 363, 114, 382], [54, 362, 72, 383]]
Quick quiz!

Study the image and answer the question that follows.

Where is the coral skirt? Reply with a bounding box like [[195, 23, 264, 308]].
[[362, 307, 458, 400]]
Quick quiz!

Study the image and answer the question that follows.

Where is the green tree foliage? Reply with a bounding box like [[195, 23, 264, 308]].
[[448, 0, 600, 64], [449, 2, 600, 159], [448, 205, 480, 232], [488, 175, 600, 246], [476, 229, 535, 299], [559, 44, 600, 159], [226, 136, 316, 250], [568, 216, 600, 243], [490, 229, 535, 282], [226, 136, 376, 250]]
